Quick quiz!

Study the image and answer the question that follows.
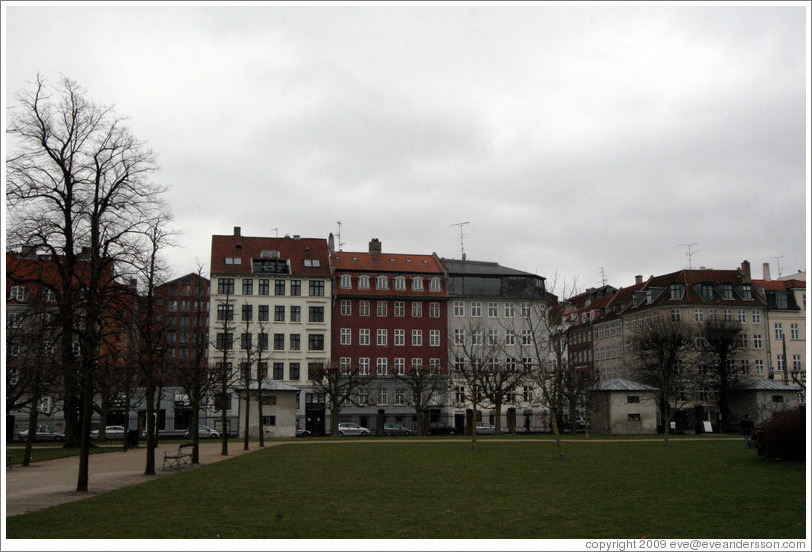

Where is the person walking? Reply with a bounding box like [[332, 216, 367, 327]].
[[524, 416, 531, 434], [740, 414, 755, 449]]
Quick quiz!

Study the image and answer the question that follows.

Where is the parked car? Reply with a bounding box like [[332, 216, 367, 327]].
[[90, 425, 126, 440], [337, 422, 371, 436], [383, 424, 413, 436], [17, 425, 65, 442], [296, 428, 311, 437], [183, 425, 220, 439], [428, 422, 457, 436], [475, 422, 496, 435]]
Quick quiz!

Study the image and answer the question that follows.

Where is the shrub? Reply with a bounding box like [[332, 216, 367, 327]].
[[754, 406, 806, 461]]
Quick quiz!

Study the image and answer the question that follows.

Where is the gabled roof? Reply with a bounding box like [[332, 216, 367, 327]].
[[440, 258, 542, 279], [752, 279, 806, 291], [210, 235, 331, 277], [728, 379, 802, 391], [333, 252, 444, 274], [592, 379, 658, 392]]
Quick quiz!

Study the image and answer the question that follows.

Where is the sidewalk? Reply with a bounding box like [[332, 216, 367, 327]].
[[4, 442, 258, 517]]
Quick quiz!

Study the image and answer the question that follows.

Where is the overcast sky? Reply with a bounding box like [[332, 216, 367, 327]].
[[3, 2, 809, 294]]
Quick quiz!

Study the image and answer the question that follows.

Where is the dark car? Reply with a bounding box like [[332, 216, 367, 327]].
[[17, 425, 65, 442], [427, 422, 457, 436], [296, 428, 311, 437]]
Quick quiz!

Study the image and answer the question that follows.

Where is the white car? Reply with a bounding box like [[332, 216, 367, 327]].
[[337, 423, 371, 436], [184, 425, 220, 439], [90, 425, 126, 440], [475, 422, 496, 435]]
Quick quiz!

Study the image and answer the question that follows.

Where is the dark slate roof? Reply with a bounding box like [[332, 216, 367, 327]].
[[592, 379, 659, 392], [440, 258, 542, 279], [728, 380, 802, 391]]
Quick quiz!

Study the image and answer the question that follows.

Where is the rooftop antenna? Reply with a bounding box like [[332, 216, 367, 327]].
[[599, 267, 608, 287], [336, 221, 346, 251], [678, 242, 699, 269], [452, 222, 469, 260], [771, 255, 784, 278], [271, 228, 278, 238]]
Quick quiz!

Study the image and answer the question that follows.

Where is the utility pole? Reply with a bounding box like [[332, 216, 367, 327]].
[[452, 222, 469, 260]]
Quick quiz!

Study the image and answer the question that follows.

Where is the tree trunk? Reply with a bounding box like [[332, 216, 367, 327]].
[[76, 376, 94, 492], [257, 383, 265, 447], [22, 385, 41, 467], [144, 383, 156, 475], [243, 389, 251, 451]]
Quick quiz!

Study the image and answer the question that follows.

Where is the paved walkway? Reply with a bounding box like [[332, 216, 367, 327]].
[[4, 442, 259, 517]]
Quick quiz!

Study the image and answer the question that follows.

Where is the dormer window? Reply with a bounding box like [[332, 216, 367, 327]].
[[669, 283, 684, 300], [9, 286, 30, 302], [412, 277, 424, 291], [340, 274, 352, 289], [358, 275, 370, 289], [700, 284, 714, 301], [721, 284, 733, 300], [394, 276, 406, 291], [224, 257, 242, 265], [429, 277, 441, 292], [739, 284, 753, 301], [303, 259, 321, 268], [376, 276, 389, 290]]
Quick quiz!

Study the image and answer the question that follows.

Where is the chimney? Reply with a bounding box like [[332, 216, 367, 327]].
[[369, 238, 382, 255], [740, 260, 751, 283], [635, 275, 643, 285], [233, 226, 241, 237], [762, 262, 771, 281]]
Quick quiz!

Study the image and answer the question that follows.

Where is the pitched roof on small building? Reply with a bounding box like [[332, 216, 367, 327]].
[[592, 379, 658, 392], [728, 379, 802, 391]]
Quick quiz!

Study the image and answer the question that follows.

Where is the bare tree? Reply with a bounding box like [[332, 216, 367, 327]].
[[391, 364, 448, 436], [560, 360, 600, 436], [238, 303, 256, 451], [254, 317, 269, 448], [449, 320, 503, 450], [630, 316, 699, 446], [7, 75, 167, 492], [698, 319, 743, 433], [211, 289, 237, 455], [308, 361, 371, 436]]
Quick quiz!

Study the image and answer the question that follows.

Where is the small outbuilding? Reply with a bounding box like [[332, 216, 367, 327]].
[[589, 379, 659, 434], [237, 380, 300, 438], [728, 379, 803, 427]]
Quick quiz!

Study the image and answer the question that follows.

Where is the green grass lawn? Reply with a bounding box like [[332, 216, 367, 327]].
[[5, 439, 806, 539]]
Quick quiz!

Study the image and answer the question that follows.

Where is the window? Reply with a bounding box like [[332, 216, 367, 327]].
[[753, 334, 763, 349], [309, 306, 325, 323], [394, 276, 406, 291], [700, 284, 714, 301], [411, 302, 422, 318], [309, 280, 325, 296], [377, 301, 388, 317], [430, 330, 441, 347], [377, 388, 388, 405], [774, 323, 784, 340], [274, 305, 285, 322], [505, 331, 516, 346], [360, 301, 370, 317], [454, 328, 464, 345], [411, 358, 423, 370], [394, 301, 405, 317], [627, 395, 640, 403], [168, 299, 177, 312], [241, 304, 253, 322], [453, 301, 464, 317], [341, 300, 351, 316], [308, 334, 324, 351], [340, 328, 352, 345], [723, 309, 732, 322], [708, 309, 718, 321], [505, 302, 515, 318], [488, 302, 498, 317], [217, 278, 235, 295], [273, 363, 284, 380], [224, 257, 242, 265], [429, 302, 440, 318], [411, 277, 424, 291], [359, 328, 370, 346], [290, 306, 301, 322], [771, 395, 784, 404], [471, 301, 482, 317], [488, 329, 499, 345], [377, 358, 388, 375], [790, 323, 799, 340], [412, 330, 423, 346], [721, 284, 733, 300], [42, 288, 57, 302], [217, 304, 234, 321], [430, 277, 441, 292], [377, 329, 388, 346], [289, 363, 300, 380], [792, 354, 802, 372], [521, 330, 532, 345], [304, 259, 321, 268], [670, 309, 681, 322], [752, 311, 761, 324], [289, 334, 301, 350], [394, 358, 405, 375], [740, 284, 753, 300], [628, 413, 641, 422], [358, 275, 370, 289], [471, 331, 483, 346], [694, 308, 704, 323], [274, 333, 285, 351], [394, 389, 406, 406], [258, 333, 269, 350], [669, 283, 684, 300], [290, 280, 301, 296], [376, 276, 389, 290], [340, 274, 352, 289], [430, 358, 440, 372], [216, 333, 233, 350], [755, 359, 765, 375], [257, 362, 268, 379], [275, 280, 286, 296], [242, 279, 253, 295], [738, 333, 748, 348], [395, 329, 405, 346], [738, 309, 747, 324], [258, 279, 270, 295], [359, 358, 370, 375]]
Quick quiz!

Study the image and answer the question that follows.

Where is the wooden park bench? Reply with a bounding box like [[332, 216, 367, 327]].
[[162, 443, 194, 471], [6, 450, 13, 470]]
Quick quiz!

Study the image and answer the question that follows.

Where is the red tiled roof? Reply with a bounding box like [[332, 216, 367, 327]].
[[752, 279, 806, 291], [332, 252, 444, 274], [210, 235, 331, 276]]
